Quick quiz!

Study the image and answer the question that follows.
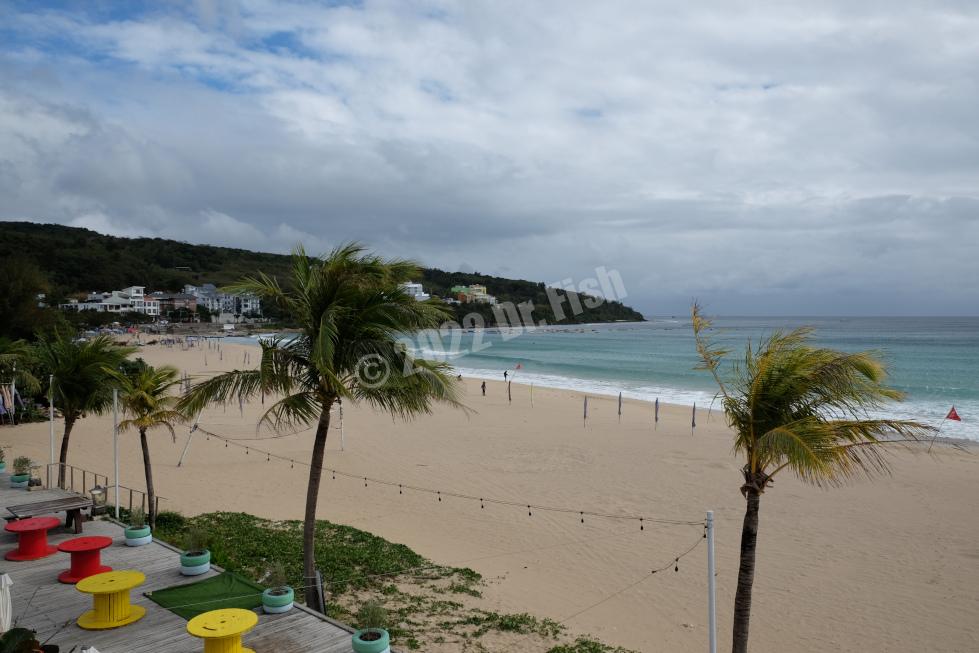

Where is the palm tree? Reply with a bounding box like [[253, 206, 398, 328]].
[[690, 304, 932, 653], [110, 364, 186, 529], [0, 337, 41, 396], [34, 332, 134, 487], [179, 244, 462, 612]]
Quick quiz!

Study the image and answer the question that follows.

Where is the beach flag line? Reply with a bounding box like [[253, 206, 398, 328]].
[[194, 425, 704, 528]]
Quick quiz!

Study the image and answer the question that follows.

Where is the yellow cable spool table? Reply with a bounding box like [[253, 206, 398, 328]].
[[187, 608, 258, 653], [75, 570, 147, 629]]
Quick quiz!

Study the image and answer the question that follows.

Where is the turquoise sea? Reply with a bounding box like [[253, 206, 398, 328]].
[[233, 317, 979, 441]]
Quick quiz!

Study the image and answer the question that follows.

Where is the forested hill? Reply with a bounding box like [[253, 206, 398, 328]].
[[2, 222, 644, 325]]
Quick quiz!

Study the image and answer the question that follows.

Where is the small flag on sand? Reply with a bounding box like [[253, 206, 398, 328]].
[[946, 406, 961, 421]]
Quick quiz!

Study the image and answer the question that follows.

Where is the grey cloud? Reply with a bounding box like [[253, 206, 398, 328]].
[[1, 1, 978, 315]]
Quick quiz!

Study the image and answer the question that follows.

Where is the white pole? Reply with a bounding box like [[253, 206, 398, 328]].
[[113, 388, 120, 521], [707, 510, 717, 653], [49, 374, 55, 465], [339, 403, 345, 452]]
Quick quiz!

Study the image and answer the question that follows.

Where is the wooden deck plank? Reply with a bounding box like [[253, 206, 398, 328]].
[[1, 475, 360, 653]]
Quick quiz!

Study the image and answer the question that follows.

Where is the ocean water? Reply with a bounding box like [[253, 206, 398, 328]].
[[231, 317, 979, 441]]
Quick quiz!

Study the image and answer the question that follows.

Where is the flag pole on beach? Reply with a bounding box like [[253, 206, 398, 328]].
[[928, 406, 961, 453], [530, 383, 534, 407]]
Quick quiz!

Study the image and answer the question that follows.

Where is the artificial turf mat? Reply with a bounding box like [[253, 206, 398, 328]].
[[145, 571, 265, 620]]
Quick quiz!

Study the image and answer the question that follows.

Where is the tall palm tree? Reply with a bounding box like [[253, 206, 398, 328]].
[[34, 332, 134, 487], [179, 244, 462, 612], [690, 304, 932, 653], [110, 364, 185, 529]]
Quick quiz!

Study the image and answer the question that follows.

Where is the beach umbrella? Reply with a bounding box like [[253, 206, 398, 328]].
[[0, 573, 12, 632]]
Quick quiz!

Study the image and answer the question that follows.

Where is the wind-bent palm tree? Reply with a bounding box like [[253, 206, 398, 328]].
[[110, 364, 186, 529], [690, 304, 932, 653], [34, 332, 134, 487], [179, 244, 462, 612]]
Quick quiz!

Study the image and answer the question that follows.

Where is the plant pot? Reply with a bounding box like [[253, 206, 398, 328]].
[[180, 549, 211, 576], [0, 461, 6, 473], [352, 629, 390, 653], [10, 473, 29, 488], [124, 525, 152, 546], [262, 586, 294, 614]]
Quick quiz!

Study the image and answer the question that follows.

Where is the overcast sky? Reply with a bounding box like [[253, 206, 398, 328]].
[[2, 1, 977, 316]]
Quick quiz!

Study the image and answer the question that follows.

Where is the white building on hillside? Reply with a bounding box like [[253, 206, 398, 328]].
[[184, 283, 263, 320], [60, 286, 160, 316], [401, 282, 430, 301]]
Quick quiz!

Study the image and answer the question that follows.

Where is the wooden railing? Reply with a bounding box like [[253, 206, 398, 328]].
[[45, 462, 167, 516]]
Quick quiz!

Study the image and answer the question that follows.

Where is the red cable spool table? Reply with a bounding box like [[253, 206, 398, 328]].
[[4, 516, 61, 561], [57, 535, 113, 583]]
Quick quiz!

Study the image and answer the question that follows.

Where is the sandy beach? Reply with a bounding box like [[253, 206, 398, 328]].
[[3, 339, 978, 652]]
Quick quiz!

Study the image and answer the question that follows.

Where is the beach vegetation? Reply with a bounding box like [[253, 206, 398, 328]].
[[691, 302, 933, 653], [109, 364, 186, 529], [33, 331, 134, 488], [12, 455, 32, 476], [178, 243, 464, 613]]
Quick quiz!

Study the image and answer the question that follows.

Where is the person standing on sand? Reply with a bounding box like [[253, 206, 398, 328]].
[[481, 381, 486, 396], [503, 370, 508, 381]]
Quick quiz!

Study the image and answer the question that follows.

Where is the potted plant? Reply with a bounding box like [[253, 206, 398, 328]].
[[261, 561, 294, 614], [124, 507, 152, 547], [10, 456, 32, 488], [352, 600, 390, 653], [179, 525, 211, 576], [0, 447, 6, 473]]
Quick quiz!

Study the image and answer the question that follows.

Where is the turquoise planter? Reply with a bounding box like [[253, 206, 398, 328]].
[[124, 525, 152, 546], [0, 461, 6, 472], [262, 587, 294, 613], [10, 473, 29, 488], [180, 549, 211, 576], [352, 629, 390, 653]]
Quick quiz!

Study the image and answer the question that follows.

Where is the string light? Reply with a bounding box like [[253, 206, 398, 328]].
[[196, 425, 703, 530]]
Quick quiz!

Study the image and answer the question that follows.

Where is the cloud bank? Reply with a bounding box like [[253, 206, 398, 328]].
[[1, 1, 978, 315]]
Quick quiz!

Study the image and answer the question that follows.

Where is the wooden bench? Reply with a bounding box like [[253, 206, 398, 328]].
[[6, 496, 94, 534]]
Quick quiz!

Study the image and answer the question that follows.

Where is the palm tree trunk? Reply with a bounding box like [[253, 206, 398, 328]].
[[139, 428, 157, 530], [58, 416, 76, 489], [732, 488, 761, 653], [303, 402, 333, 613]]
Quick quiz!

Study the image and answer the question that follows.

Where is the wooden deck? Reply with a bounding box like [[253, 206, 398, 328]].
[[1, 475, 358, 652]]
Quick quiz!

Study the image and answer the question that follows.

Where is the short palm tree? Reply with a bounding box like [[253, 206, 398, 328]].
[[691, 304, 932, 653], [0, 337, 41, 396], [34, 332, 134, 487], [179, 244, 462, 612], [110, 364, 186, 529]]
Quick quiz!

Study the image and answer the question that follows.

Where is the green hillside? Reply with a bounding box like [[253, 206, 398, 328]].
[[1, 221, 644, 326]]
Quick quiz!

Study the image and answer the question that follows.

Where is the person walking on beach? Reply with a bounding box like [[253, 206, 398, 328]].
[[481, 381, 486, 396], [503, 370, 508, 381]]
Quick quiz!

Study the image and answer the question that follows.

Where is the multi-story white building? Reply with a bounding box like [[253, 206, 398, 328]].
[[401, 282, 431, 301], [60, 286, 160, 316], [184, 284, 262, 318]]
